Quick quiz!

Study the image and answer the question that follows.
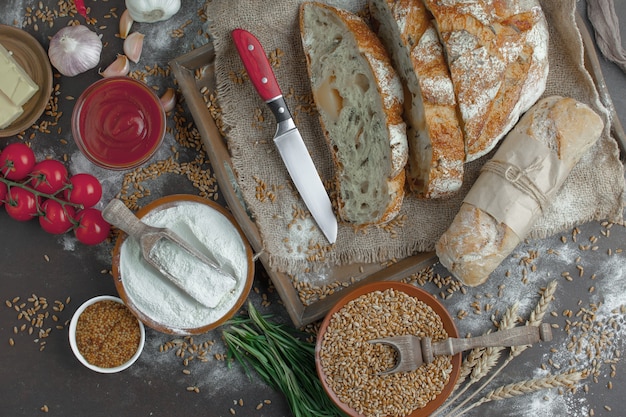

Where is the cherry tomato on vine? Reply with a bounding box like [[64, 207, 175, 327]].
[[0, 182, 7, 207], [39, 199, 76, 234], [0, 143, 36, 181], [30, 160, 69, 195], [74, 208, 110, 245], [63, 173, 103, 208], [5, 187, 40, 221]]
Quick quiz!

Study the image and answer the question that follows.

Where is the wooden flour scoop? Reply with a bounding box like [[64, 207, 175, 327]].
[[102, 198, 237, 308], [370, 323, 553, 375]]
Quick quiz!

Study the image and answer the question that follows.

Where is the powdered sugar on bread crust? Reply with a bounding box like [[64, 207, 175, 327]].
[[419, 75, 456, 106], [365, 52, 408, 176], [414, 28, 457, 107], [424, 0, 549, 162], [389, 122, 410, 177], [366, 53, 404, 114]]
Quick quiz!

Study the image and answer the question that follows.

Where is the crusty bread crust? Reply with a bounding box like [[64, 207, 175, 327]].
[[370, 0, 465, 199], [436, 96, 604, 286], [423, 0, 550, 162], [299, 2, 408, 226]]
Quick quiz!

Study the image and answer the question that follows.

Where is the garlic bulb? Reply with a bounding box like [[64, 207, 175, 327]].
[[125, 0, 181, 23], [48, 25, 102, 77]]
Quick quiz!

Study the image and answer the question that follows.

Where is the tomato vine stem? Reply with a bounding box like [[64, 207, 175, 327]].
[[0, 176, 84, 211]]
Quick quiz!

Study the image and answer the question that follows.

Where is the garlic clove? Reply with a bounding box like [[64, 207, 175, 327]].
[[160, 88, 177, 113], [100, 54, 130, 78], [123, 32, 144, 64], [119, 9, 134, 39]]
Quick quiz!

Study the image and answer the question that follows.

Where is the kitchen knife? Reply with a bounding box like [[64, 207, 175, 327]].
[[232, 28, 338, 244]]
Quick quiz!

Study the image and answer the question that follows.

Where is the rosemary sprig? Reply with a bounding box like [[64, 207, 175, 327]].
[[222, 302, 347, 417]]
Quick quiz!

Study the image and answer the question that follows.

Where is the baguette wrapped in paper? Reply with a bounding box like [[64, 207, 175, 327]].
[[436, 96, 604, 286]]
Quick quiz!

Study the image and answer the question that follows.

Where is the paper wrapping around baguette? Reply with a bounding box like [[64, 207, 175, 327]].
[[436, 96, 604, 286]]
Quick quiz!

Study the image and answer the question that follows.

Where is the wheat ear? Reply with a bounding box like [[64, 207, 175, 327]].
[[455, 370, 587, 416], [431, 346, 486, 417], [438, 304, 519, 416], [510, 280, 557, 357], [454, 347, 484, 392], [444, 281, 558, 417], [453, 301, 519, 393], [440, 303, 519, 417]]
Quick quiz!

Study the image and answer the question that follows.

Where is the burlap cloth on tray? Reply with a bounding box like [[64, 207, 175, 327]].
[[206, 0, 625, 277]]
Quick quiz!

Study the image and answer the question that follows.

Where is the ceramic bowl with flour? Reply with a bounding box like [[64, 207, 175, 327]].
[[111, 195, 254, 335]]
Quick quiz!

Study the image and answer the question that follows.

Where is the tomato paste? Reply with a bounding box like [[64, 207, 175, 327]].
[[72, 77, 165, 169]]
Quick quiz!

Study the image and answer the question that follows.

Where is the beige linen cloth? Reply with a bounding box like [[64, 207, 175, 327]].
[[206, 0, 625, 277]]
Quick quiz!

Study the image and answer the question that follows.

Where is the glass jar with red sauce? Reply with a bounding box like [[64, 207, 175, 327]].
[[71, 77, 166, 170]]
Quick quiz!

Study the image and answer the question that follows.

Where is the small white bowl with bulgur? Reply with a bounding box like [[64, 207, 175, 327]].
[[69, 295, 145, 373], [315, 281, 462, 417]]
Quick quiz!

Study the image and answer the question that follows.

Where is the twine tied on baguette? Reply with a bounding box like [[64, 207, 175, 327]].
[[481, 158, 550, 214], [463, 129, 572, 240]]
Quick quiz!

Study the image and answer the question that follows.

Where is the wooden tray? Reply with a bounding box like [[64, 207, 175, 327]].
[[169, 13, 624, 328], [169, 44, 437, 328]]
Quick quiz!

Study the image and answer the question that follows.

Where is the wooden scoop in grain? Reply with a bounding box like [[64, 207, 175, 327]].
[[369, 323, 553, 375], [102, 198, 237, 308]]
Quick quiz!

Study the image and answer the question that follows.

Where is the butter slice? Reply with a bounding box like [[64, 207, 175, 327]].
[[0, 43, 39, 107], [0, 90, 24, 129]]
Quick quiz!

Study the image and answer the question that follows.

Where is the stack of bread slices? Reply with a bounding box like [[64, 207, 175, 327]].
[[299, 0, 549, 226]]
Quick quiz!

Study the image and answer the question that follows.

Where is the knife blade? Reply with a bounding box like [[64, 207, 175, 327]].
[[232, 28, 338, 244]]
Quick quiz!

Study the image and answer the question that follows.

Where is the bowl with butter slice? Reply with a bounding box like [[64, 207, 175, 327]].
[[0, 25, 53, 137]]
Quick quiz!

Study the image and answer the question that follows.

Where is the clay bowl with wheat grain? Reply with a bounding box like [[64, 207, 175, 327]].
[[315, 281, 461, 417]]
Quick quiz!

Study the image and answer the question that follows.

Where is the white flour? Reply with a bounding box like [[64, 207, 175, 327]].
[[119, 201, 249, 333], [150, 238, 237, 308]]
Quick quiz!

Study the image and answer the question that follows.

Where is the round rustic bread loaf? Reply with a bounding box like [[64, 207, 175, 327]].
[[423, 0, 550, 162]]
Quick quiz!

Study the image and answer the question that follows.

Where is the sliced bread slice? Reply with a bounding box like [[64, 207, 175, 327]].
[[423, 0, 549, 162], [370, 0, 465, 199], [299, 2, 408, 226]]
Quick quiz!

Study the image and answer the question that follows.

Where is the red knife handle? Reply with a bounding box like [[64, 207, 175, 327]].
[[232, 29, 292, 124], [232, 29, 283, 103]]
